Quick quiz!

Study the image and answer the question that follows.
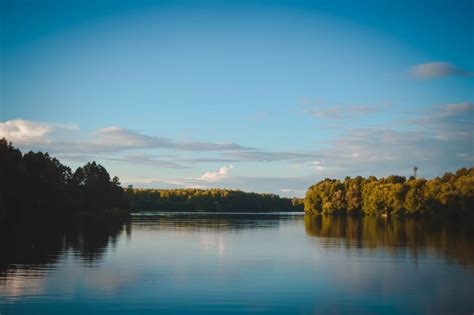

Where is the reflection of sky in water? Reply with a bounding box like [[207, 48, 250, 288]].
[[0, 213, 473, 315]]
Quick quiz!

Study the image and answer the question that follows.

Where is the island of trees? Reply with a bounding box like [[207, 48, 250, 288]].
[[304, 168, 473, 218]]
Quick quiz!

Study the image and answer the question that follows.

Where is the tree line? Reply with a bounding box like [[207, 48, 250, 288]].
[[304, 168, 474, 218], [0, 139, 302, 222], [3, 137, 472, 221], [0, 138, 128, 222], [127, 188, 303, 212]]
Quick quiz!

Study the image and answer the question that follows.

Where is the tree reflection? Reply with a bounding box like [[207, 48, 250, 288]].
[[0, 215, 130, 273], [0, 213, 300, 275], [131, 212, 302, 232], [304, 215, 474, 266]]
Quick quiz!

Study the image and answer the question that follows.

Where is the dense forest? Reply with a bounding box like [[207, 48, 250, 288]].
[[0, 139, 302, 222], [304, 168, 474, 218], [127, 188, 303, 212], [0, 138, 128, 222]]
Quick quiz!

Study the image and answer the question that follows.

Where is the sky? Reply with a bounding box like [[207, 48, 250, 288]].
[[1, 0, 473, 197]]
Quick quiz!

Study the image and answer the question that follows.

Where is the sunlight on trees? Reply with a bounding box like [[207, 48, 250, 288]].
[[304, 169, 474, 218]]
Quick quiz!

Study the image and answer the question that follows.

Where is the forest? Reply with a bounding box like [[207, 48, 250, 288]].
[[2, 138, 473, 222], [0, 138, 128, 222], [0, 139, 302, 222], [127, 188, 303, 212], [304, 168, 473, 218]]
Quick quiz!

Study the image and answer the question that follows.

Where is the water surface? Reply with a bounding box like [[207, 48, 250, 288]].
[[1, 213, 473, 314]]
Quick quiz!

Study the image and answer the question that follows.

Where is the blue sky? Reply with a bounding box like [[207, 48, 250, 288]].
[[1, 0, 473, 196]]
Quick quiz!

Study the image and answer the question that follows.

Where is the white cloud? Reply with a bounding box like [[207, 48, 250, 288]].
[[95, 127, 251, 152], [0, 119, 51, 142], [95, 127, 173, 150], [0, 119, 80, 145], [0, 119, 255, 157], [311, 161, 326, 171], [410, 62, 473, 79], [198, 165, 234, 182], [0, 119, 322, 173]]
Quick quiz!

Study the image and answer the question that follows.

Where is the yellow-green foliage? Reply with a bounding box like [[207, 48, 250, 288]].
[[304, 167, 474, 217]]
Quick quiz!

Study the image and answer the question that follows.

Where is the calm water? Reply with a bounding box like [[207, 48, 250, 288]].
[[1, 213, 473, 315]]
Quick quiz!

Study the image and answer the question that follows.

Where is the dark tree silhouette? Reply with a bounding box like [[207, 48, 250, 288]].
[[0, 138, 128, 222], [73, 162, 127, 212]]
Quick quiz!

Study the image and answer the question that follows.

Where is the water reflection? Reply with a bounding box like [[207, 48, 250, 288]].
[[2, 213, 473, 274], [0, 215, 130, 273], [304, 215, 474, 266], [132, 211, 304, 231], [1, 212, 473, 315], [0, 213, 301, 275]]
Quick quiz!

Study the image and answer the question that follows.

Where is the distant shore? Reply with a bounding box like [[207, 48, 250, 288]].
[[1, 138, 472, 224]]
